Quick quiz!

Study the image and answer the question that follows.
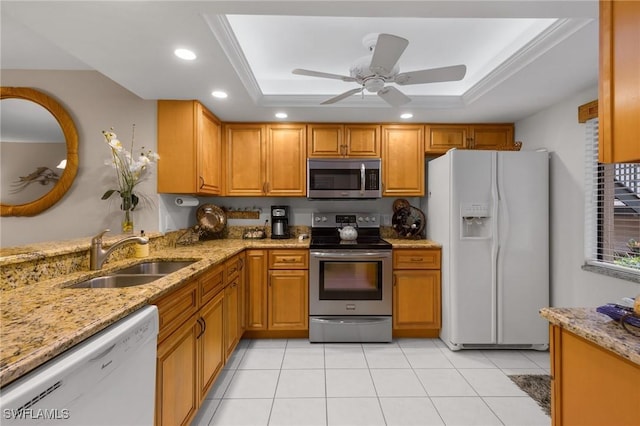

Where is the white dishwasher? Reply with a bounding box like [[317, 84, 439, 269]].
[[0, 305, 159, 425]]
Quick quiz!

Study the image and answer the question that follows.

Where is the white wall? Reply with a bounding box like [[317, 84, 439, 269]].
[[0, 70, 158, 247], [515, 85, 638, 307]]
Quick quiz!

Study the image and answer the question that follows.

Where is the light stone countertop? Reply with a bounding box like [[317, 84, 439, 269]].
[[540, 307, 640, 366], [0, 237, 440, 387]]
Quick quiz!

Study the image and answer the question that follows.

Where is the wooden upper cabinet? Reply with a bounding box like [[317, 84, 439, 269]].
[[224, 123, 306, 196], [599, 0, 640, 163], [157, 100, 222, 195], [425, 124, 516, 154], [223, 124, 265, 196], [470, 124, 515, 150], [424, 124, 470, 154], [266, 124, 307, 196], [307, 124, 380, 157], [345, 124, 381, 157], [381, 124, 424, 196]]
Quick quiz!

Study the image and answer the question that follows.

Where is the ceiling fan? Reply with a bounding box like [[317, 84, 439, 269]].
[[292, 33, 467, 107]]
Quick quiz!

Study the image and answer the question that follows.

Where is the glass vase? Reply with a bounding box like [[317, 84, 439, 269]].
[[120, 192, 135, 234], [122, 208, 134, 234]]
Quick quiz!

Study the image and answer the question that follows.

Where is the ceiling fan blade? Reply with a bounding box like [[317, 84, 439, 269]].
[[394, 64, 467, 85], [292, 68, 356, 82], [369, 33, 409, 76], [377, 86, 411, 107], [321, 87, 364, 105]]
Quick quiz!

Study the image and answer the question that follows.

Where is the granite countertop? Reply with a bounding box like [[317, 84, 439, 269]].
[[0, 237, 441, 387], [540, 307, 640, 366]]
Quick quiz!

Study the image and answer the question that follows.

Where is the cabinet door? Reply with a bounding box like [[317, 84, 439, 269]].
[[599, 0, 640, 163], [345, 124, 381, 157], [268, 269, 308, 330], [197, 104, 222, 194], [307, 124, 344, 157], [245, 250, 268, 330], [156, 315, 199, 426], [470, 124, 514, 150], [266, 124, 307, 196], [224, 276, 240, 358], [224, 124, 265, 196], [198, 291, 224, 402], [393, 270, 441, 330], [424, 124, 470, 154], [382, 125, 424, 196], [157, 100, 198, 194]]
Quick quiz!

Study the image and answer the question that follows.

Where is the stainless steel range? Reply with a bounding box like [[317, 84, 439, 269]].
[[309, 212, 393, 343]]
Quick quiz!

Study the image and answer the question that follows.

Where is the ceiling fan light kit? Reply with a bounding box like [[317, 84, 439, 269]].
[[292, 33, 467, 107]]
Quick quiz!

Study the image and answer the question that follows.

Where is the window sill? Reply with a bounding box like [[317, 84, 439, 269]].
[[582, 263, 640, 284]]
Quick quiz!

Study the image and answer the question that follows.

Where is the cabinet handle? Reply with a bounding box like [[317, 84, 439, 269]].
[[199, 176, 205, 189], [466, 137, 474, 148], [281, 258, 297, 262], [410, 258, 424, 262], [238, 258, 245, 270], [262, 182, 267, 194], [196, 318, 205, 339], [229, 266, 237, 274]]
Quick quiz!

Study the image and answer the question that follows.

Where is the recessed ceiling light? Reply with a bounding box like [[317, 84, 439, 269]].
[[400, 113, 414, 119], [275, 112, 288, 119], [174, 48, 196, 60], [211, 91, 228, 99]]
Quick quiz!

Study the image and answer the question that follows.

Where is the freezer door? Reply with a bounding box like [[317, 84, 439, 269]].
[[449, 150, 496, 344], [496, 151, 549, 345]]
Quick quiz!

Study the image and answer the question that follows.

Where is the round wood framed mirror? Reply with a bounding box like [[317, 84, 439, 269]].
[[1, 87, 79, 216]]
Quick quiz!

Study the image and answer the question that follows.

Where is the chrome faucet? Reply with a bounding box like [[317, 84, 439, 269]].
[[90, 229, 149, 270]]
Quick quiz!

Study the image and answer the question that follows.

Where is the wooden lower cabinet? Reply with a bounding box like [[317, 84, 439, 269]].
[[392, 248, 441, 337], [268, 269, 308, 330], [245, 250, 268, 330], [550, 325, 640, 426], [156, 314, 199, 426], [224, 275, 240, 358], [154, 259, 244, 426], [246, 249, 309, 336], [198, 291, 224, 402]]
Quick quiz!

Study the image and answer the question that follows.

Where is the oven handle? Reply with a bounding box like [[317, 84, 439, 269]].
[[312, 317, 390, 325], [311, 251, 391, 260]]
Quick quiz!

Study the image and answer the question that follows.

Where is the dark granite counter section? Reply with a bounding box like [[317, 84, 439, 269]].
[[540, 307, 640, 365]]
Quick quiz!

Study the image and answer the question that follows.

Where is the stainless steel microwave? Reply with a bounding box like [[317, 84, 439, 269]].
[[307, 158, 382, 199]]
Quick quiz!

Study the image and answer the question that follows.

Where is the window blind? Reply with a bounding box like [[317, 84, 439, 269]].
[[584, 118, 640, 274]]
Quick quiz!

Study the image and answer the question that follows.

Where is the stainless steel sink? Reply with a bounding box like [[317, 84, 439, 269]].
[[67, 274, 166, 289], [113, 260, 196, 275]]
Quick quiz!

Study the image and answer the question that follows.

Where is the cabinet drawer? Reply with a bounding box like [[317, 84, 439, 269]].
[[225, 255, 241, 281], [393, 249, 441, 269], [200, 263, 224, 306], [268, 250, 309, 269], [154, 280, 199, 342]]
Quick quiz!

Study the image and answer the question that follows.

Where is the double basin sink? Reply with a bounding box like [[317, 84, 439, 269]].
[[67, 261, 196, 289]]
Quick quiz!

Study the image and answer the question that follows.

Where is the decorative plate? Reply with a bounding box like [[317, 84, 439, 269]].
[[392, 205, 426, 238], [196, 203, 227, 234]]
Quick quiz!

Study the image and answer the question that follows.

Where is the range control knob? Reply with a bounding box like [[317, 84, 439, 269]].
[[371, 216, 376, 222], [358, 216, 364, 222], [365, 217, 370, 222], [315, 217, 321, 222], [322, 216, 327, 222]]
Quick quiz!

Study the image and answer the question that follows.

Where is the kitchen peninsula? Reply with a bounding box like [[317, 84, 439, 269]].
[[540, 307, 640, 426]]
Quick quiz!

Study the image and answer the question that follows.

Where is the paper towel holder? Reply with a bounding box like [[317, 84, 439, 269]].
[[175, 196, 199, 207]]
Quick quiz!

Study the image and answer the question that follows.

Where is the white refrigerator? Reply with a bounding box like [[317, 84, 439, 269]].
[[427, 149, 549, 351]]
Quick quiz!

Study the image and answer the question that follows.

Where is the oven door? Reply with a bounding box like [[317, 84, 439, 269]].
[[309, 250, 392, 316]]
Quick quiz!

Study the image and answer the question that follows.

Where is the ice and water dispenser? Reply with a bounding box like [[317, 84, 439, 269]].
[[460, 203, 491, 238]]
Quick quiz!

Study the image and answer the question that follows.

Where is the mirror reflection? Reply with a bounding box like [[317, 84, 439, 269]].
[[0, 87, 78, 217], [1, 99, 67, 205]]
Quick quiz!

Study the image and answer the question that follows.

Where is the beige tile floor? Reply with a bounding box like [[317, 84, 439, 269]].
[[190, 338, 551, 426]]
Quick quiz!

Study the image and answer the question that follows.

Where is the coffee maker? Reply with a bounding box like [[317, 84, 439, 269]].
[[270, 205, 290, 239]]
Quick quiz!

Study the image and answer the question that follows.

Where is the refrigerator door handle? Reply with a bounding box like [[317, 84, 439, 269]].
[[490, 154, 500, 344]]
